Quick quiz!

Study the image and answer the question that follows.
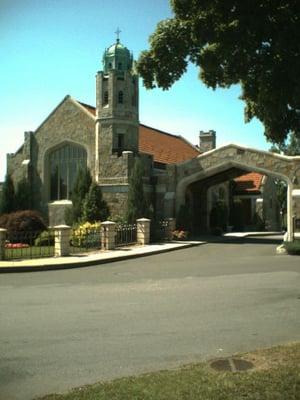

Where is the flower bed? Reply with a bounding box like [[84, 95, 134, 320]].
[[5, 243, 29, 249]]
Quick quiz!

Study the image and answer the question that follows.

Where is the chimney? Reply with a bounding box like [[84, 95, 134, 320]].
[[199, 130, 216, 153]]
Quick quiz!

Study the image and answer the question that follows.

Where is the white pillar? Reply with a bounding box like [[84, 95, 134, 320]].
[[101, 221, 116, 250], [286, 184, 293, 242], [137, 218, 151, 245], [54, 225, 71, 256]]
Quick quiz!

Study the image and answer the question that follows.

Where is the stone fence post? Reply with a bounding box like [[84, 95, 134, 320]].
[[137, 218, 151, 245], [0, 228, 7, 261], [101, 221, 116, 250], [54, 225, 71, 257], [166, 218, 176, 240]]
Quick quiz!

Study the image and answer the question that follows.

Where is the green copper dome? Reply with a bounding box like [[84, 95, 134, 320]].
[[103, 39, 133, 73]]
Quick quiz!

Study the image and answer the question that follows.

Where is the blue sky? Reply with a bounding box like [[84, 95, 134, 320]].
[[0, 0, 271, 181]]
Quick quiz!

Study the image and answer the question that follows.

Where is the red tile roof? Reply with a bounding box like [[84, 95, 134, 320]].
[[234, 172, 263, 193], [78, 101, 200, 164], [78, 101, 96, 115], [78, 100, 263, 192], [139, 124, 199, 164]]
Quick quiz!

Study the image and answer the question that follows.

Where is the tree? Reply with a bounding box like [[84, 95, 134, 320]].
[[0, 174, 15, 214], [66, 168, 92, 224], [15, 178, 31, 211], [126, 158, 149, 223], [82, 183, 109, 223], [137, 0, 300, 145]]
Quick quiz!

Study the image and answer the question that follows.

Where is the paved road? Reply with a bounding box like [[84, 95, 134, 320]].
[[1, 238, 299, 400]]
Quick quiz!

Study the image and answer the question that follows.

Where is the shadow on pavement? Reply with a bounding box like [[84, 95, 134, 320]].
[[191, 235, 283, 245]]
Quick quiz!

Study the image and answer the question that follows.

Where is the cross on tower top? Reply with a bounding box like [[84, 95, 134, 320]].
[[115, 27, 121, 43]]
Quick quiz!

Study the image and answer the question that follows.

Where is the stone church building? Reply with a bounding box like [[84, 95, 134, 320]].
[[6, 39, 286, 232]]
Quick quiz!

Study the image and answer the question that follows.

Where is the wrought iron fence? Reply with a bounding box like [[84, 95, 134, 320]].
[[70, 227, 102, 254], [4, 229, 55, 260], [115, 223, 137, 247]]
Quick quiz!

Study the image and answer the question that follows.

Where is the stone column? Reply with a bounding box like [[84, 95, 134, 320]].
[[101, 221, 116, 250], [54, 225, 71, 257], [137, 218, 151, 245], [0, 228, 7, 261], [292, 188, 300, 240]]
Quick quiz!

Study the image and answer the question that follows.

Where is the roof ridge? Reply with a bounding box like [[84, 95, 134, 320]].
[[139, 123, 183, 140], [77, 100, 96, 110]]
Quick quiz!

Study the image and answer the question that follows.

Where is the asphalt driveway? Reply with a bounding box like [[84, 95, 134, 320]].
[[0, 237, 299, 400]]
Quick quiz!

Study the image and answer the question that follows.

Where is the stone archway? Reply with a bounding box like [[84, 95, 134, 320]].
[[164, 144, 300, 241]]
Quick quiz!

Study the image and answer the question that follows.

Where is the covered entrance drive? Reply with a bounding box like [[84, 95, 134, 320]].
[[186, 167, 269, 234], [163, 144, 300, 241]]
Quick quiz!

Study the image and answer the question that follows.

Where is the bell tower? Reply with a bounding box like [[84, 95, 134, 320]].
[[95, 35, 139, 182]]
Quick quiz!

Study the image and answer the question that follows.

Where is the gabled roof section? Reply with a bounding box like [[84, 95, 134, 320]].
[[79, 102, 200, 165], [35, 95, 95, 133], [139, 124, 200, 164], [77, 101, 96, 116], [234, 172, 264, 193]]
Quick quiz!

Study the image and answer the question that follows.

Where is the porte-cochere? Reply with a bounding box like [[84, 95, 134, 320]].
[[159, 144, 300, 242]]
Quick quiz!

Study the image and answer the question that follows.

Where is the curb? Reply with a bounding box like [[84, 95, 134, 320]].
[[0, 242, 204, 273]]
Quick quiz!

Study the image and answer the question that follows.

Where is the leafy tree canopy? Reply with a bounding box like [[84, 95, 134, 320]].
[[137, 0, 300, 144]]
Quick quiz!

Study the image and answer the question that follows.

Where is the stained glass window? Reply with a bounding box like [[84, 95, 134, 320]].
[[49, 143, 87, 200]]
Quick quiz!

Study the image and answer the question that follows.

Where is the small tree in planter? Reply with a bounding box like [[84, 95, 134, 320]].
[[126, 158, 150, 223], [15, 178, 32, 211], [65, 168, 92, 225], [82, 183, 109, 223], [0, 174, 15, 215]]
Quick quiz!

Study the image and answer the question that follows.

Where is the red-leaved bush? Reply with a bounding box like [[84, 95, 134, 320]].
[[0, 210, 47, 244]]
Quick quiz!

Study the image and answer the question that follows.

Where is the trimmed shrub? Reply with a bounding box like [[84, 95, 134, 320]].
[[66, 168, 92, 225], [284, 240, 300, 255], [0, 213, 10, 229], [71, 221, 101, 248], [0, 174, 15, 214], [34, 230, 55, 246], [15, 178, 31, 211], [126, 158, 150, 223], [0, 210, 47, 244], [82, 183, 109, 223]]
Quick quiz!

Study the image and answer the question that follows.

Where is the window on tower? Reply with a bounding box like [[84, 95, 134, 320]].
[[104, 91, 109, 105], [118, 62, 122, 70], [118, 91, 124, 104]]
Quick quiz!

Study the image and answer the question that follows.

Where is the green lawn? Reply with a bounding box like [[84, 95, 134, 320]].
[[5, 245, 54, 259], [38, 343, 300, 400]]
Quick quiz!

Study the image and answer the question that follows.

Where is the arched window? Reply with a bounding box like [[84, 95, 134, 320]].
[[108, 62, 112, 70], [118, 90, 124, 104], [49, 143, 87, 200], [104, 91, 109, 105], [118, 62, 122, 70]]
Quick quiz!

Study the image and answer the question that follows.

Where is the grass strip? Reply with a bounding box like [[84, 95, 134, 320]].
[[37, 342, 300, 400]]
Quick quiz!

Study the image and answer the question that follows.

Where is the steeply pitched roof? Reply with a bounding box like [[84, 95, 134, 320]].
[[77, 101, 96, 116], [234, 172, 263, 193], [78, 102, 200, 164], [139, 124, 199, 164], [78, 101, 264, 192]]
